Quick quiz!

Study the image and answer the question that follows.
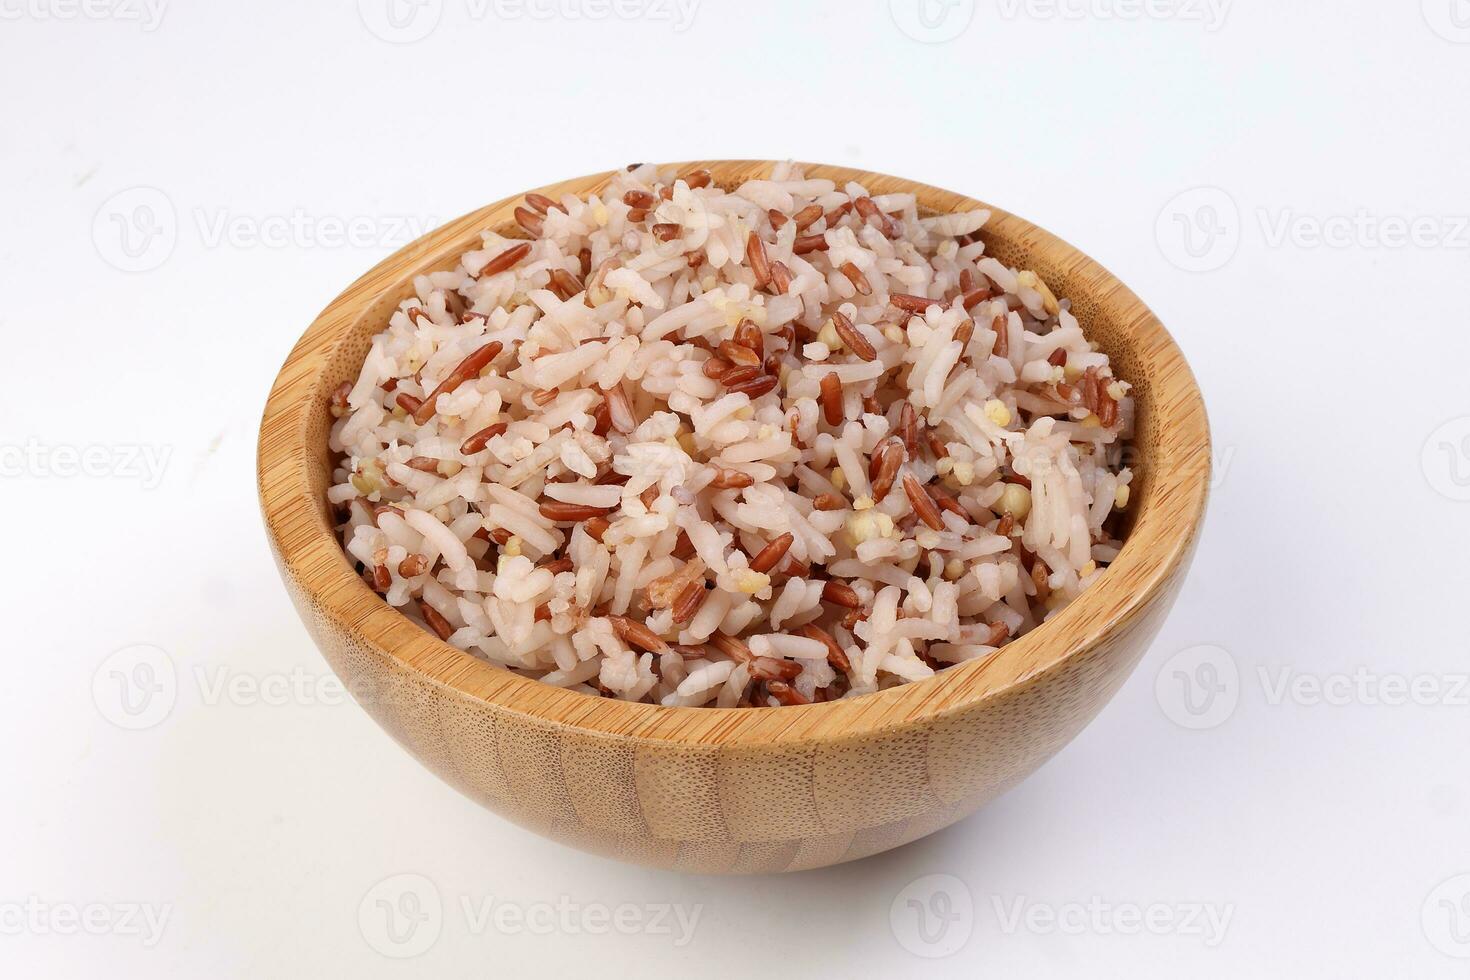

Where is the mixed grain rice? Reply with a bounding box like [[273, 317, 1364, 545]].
[[328, 163, 1133, 708]]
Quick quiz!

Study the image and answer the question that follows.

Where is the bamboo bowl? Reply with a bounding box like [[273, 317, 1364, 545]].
[[259, 161, 1210, 874]]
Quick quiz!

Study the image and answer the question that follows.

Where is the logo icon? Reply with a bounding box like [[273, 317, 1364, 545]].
[[1156, 644, 1239, 730], [1155, 187, 1240, 272], [358, 873, 443, 958], [1423, 874, 1470, 957], [92, 187, 177, 273], [1423, 417, 1470, 502], [890, 873, 974, 958], [358, 0, 444, 43], [1423, 0, 1470, 42], [92, 644, 178, 730], [889, 0, 975, 43]]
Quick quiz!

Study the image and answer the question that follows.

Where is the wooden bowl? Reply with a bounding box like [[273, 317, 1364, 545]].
[[258, 161, 1210, 873]]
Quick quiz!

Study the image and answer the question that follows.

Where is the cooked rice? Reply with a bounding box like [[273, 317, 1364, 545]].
[[328, 162, 1134, 708]]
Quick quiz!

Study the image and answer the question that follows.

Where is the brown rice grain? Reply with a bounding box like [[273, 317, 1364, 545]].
[[480, 241, 532, 277], [839, 261, 872, 295], [413, 341, 504, 424], [903, 472, 945, 531], [819, 371, 843, 426], [832, 312, 876, 361], [513, 207, 544, 237], [748, 532, 795, 574], [419, 601, 454, 640], [608, 615, 670, 654]]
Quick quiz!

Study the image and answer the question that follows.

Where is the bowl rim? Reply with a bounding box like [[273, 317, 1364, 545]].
[[258, 160, 1210, 747]]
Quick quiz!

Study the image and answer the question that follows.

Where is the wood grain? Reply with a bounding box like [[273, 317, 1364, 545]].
[[257, 161, 1211, 873]]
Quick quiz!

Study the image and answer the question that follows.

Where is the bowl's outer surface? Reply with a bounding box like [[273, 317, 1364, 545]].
[[259, 161, 1210, 873]]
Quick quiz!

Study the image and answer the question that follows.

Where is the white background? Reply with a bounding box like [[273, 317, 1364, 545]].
[[3, 0, 1469, 976]]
